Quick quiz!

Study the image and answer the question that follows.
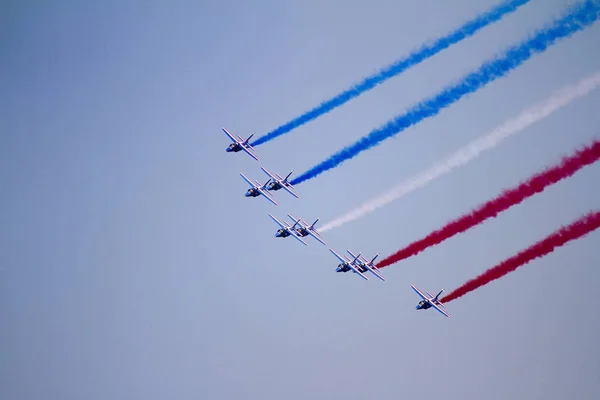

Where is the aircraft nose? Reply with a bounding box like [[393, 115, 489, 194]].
[[226, 147, 231, 152]]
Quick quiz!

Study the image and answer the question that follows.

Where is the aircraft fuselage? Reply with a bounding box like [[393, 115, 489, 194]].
[[336, 263, 367, 273], [295, 228, 309, 237], [416, 300, 433, 310], [267, 181, 283, 190], [245, 188, 260, 197], [227, 143, 243, 152], [275, 229, 291, 238]]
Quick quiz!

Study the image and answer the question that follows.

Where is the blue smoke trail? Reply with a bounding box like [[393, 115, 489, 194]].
[[252, 0, 532, 146], [290, 0, 600, 185]]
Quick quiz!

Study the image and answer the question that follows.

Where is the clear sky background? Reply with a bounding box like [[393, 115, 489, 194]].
[[2, 1, 600, 399]]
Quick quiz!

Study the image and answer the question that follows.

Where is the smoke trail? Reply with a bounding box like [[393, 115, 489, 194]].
[[376, 139, 600, 268], [441, 210, 600, 303], [251, 0, 532, 146], [289, 0, 600, 185], [319, 72, 600, 232]]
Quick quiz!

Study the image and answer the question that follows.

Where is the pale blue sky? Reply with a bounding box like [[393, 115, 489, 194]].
[[2, 1, 600, 399]]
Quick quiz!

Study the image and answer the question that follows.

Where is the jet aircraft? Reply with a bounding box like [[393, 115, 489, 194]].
[[240, 173, 278, 206], [260, 167, 299, 198], [411, 285, 450, 318], [222, 127, 259, 161], [329, 248, 369, 281], [269, 214, 308, 246], [346, 249, 385, 281], [286, 213, 326, 245]]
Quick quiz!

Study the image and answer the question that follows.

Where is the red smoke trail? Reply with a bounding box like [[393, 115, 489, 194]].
[[376, 139, 600, 269], [441, 210, 600, 303]]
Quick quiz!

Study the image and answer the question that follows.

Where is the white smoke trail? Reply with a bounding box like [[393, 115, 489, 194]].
[[320, 71, 600, 232]]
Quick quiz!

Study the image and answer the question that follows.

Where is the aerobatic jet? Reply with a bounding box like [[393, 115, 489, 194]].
[[222, 127, 259, 161], [329, 248, 369, 281], [268, 214, 308, 246], [286, 213, 326, 245], [345, 250, 385, 281], [411, 285, 450, 318], [260, 167, 299, 198], [240, 173, 278, 206]]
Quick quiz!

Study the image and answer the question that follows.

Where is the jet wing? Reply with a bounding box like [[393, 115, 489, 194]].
[[411, 285, 430, 301], [329, 248, 350, 264], [280, 182, 299, 198], [430, 301, 450, 318], [240, 143, 260, 161], [305, 228, 326, 245], [329, 249, 368, 281], [222, 127, 238, 143], [269, 214, 288, 229], [287, 213, 302, 226], [289, 230, 308, 246], [257, 187, 278, 205], [261, 166, 278, 181], [240, 173, 256, 188]]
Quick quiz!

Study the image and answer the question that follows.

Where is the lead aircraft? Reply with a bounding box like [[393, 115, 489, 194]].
[[240, 173, 278, 206], [411, 285, 450, 318], [222, 127, 260, 161]]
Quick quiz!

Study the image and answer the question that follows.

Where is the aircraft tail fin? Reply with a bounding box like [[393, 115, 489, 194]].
[[370, 253, 379, 264], [260, 179, 271, 189], [284, 170, 293, 182], [434, 289, 444, 301], [310, 218, 319, 229], [244, 133, 255, 144], [292, 217, 302, 229]]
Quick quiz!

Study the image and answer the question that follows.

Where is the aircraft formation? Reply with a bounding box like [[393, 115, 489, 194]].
[[218, 1, 600, 321], [222, 127, 449, 318]]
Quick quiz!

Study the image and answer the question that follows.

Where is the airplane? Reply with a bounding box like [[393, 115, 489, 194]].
[[286, 213, 326, 245], [329, 248, 369, 281], [222, 127, 260, 161], [346, 249, 385, 281], [268, 213, 308, 246], [411, 285, 450, 318], [240, 173, 278, 206], [260, 167, 299, 198]]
